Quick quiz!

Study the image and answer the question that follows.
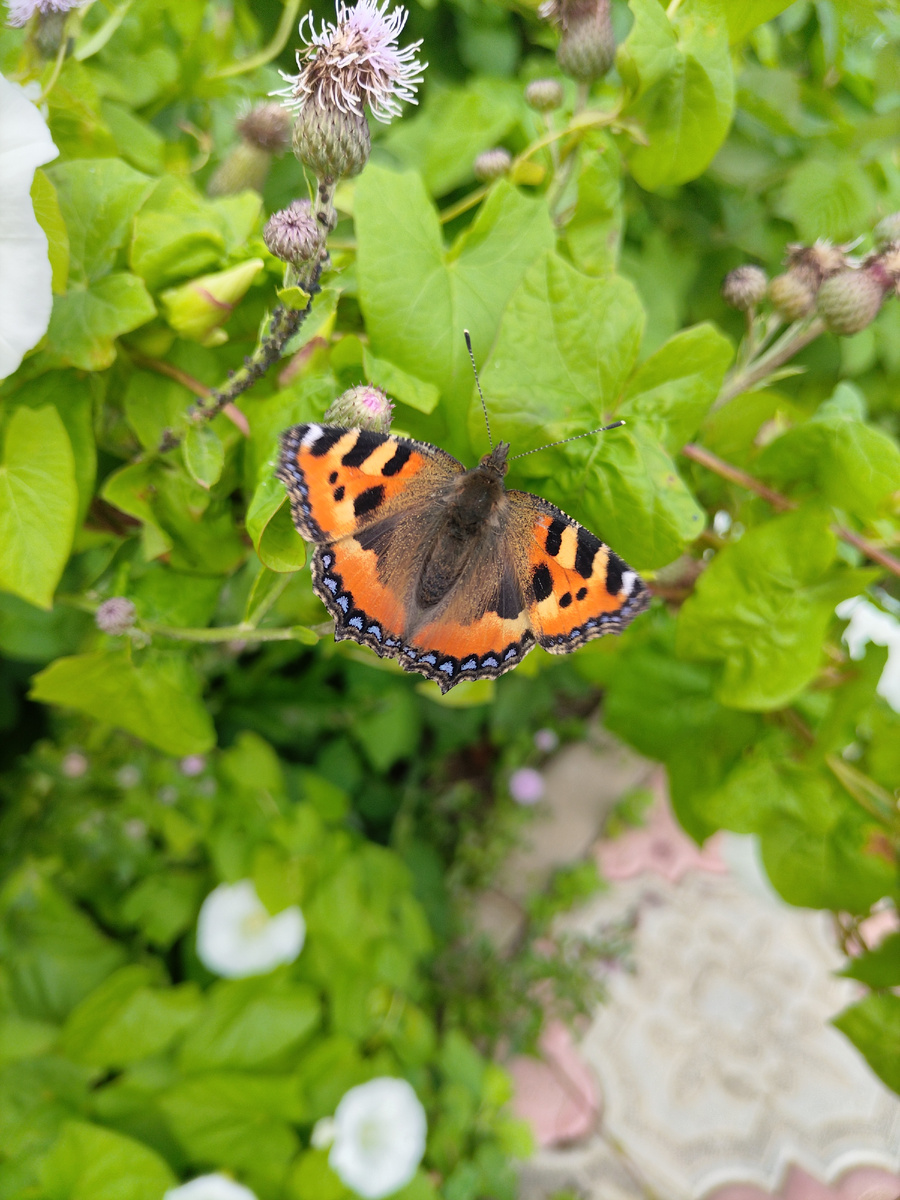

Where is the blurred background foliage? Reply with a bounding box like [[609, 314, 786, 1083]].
[[1, 0, 900, 1195]]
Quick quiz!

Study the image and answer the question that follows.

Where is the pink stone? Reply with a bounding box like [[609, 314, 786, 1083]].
[[508, 1020, 599, 1148], [595, 770, 727, 883]]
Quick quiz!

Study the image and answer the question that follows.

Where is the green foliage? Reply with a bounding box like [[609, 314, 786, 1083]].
[[2, 0, 900, 1192]]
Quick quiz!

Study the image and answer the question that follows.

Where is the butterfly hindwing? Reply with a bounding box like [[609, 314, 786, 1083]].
[[510, 493, 650, 652]]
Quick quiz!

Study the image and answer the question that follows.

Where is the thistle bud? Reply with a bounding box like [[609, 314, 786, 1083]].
[[768, 272, 816, 322], [816, 268, 888, 336], [721, 265, 768, 311], [208, 103, 293, 197], [473, 147, 512, 183], [784, 240, 847, 290], [542, 0, 615, 83], [96, 597, 137, 636], [292, 98, 371, 183], [264, 200, 321, 267], [874, 212, 900, 248], [325, 385, 394, 434], [525, 78, 564, 112]]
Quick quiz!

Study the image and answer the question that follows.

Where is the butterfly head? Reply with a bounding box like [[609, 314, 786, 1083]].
[[477, 441, 510, 479]]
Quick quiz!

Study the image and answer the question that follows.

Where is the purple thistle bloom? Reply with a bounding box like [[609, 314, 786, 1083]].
[[6, 0, 86, 27], [274, 0, 426, 124]]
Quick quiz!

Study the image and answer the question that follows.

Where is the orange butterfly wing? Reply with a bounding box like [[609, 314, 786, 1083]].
[[277, 425, 649, 693], [509, 493, 650, 652]]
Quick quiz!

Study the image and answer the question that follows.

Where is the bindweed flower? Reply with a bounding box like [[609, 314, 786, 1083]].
[[165, 1175, 258, 1200], [0, 75, 57, 380], [525, 78, 564, 112], [315, 1077, 427, 1199], [837, 597, 900, 712], [325, 384, 394, 433], [159, 260, 264, 347], [196, 879, 306, 978], [95, 597, 137, 635], [509, 766, 546, 805], [276, 1, 426, 182], [473, 147, 512, 183], [264, 200, 321, 266], [721, 265, 768, 311], [5, 0, 86, 26]]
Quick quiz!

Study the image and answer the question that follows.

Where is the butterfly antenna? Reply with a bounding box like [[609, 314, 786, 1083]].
[[509, 421, 626, 461], [464, 329, 493, 450]]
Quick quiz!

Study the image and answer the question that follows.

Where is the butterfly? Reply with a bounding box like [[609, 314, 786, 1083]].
[[276, 419, 650, 694]]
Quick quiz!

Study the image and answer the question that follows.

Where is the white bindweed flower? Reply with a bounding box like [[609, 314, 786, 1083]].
[[165, 1175, 258, 1200], [5, 0, 87, 26], [196, 879, 306, 978], [0, 74, 57, 380], [326, 1077, 427, 1199], [836, 596, 900, 712], [275, 0, 426, 124]]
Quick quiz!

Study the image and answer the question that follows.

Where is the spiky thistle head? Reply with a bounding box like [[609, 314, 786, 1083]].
[[274, 0, 426, 125]]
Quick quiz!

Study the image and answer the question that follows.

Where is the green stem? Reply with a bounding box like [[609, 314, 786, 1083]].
[[211, 0, 303, 78], [714, 316, 824, 409], [150, 623, 308, 644]]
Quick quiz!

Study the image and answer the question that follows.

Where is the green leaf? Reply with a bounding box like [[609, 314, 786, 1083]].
[[46, 273, 156, 372], [31, 169, 69, 295], [756, 385, 900, 521], [120, 870, 204, 950], [183, 424, 225, 489], [727, 1, 796, 43], [473, 252, 644, 452], [244, 564, 291, 627], [676, 506, 878, 709], [178, 978, 320, 1071], [0, 868, 126, 1021], [41, 1120, 175, 1200], [355, 168, 555, 457], [247, 474, 308, 574], [46, 158, 153, 283], [351, 687, 423, 772], [566, 422, 706, 569], [841, 932, 900, 988], [30, 649, 216, 756], [383, 77, 522, 197], [564, 133, 624, 276], [130, 178, 260, 290], [362, 348, 441, 415], [62, 965, 201, 1068], [621, 0, 735, 191], [620, 323, 734, 455], [776, 156, 877, 242], [0, 406, 77, 610], [160, 1072, 302, 1189], [832, 993, 900, 1094]]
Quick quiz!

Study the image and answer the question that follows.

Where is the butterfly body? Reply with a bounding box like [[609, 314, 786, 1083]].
[[277, 423, 649, 692]]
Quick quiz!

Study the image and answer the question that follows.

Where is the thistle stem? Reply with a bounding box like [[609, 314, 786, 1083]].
[[682, 443, 900, 579], [714, 317, 824, 409]]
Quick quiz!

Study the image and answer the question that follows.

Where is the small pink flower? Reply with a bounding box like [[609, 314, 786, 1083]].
[[61, 751, 88, 778], [180, 755, 207, 777], [509, 767, 545, 806], [534, 728, 559, 753]]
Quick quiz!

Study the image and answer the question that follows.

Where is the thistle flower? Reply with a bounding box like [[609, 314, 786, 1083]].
[[275, 1, 426, 125], [95, 596, 137, 635], [208, 102, 292, 197], [816, 267, 889, 336], [5, 0, 86, 27], [525, 78, 564, 112], [540, 0, 614, 83], [473, 147, 511, 183]]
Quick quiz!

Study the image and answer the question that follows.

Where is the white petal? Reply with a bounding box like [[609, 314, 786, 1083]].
[[329, 1077, 427, 1199], [165, 1175, 258, 1200], [0, 74, 58, 381], [196, 879, 306, 978]]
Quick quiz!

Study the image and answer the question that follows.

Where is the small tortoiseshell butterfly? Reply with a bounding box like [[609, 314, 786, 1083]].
[[276, 413, 650, 693]]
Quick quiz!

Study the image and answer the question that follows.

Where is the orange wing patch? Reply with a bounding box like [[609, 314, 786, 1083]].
[[519, 504, 650, 653], [277, 424, 444, 544]]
